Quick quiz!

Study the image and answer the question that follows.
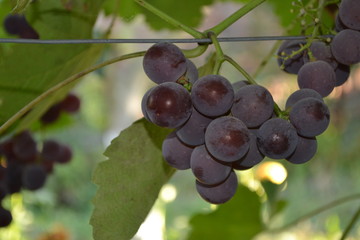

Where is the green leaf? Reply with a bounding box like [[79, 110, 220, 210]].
[[11, 0, 31, 14], [0, 0, 105, 131], [103, 0, 214, 30], [187, 184, 263, 240], [91, 119, 174, 240]]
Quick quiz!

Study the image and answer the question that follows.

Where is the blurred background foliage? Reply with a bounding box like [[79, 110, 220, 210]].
[[0, 0, 360, 239]]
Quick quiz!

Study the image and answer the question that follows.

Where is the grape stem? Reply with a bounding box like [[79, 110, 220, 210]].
[[339, 204, 360, 240], [134, 0, 204, 39], [0, 51, 146, 134], [206, 0, 267, 36], [266, 193, 360, 233], [208, 32, 225, 75]]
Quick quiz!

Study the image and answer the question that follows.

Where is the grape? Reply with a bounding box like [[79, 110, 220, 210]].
[[0, 206, 12, 228], [40, 103, 62, 124], [41, 140, 72, 164], [0, 182, 7, 201], [257, 118, 298, 159], [303, 41, 338, 69], [232, 131, 264, 169], [232, 80, 249, 92], [195, 170, 238, 204], [335, 64, 350, 86], [339, 0, 360, 30], [3, 14, 39, 39], [277, 40, 306, 74], [286, 135, 317, 164], [162, 132, 193, 170], [22, 164, 47, 191], [12, 131, 37, 163], [285, 88, 323, 109], [143, 42, 187, 84], [191, 75, 234, 117], [0, 139, 17, 161], [205, 116, 250, 162], [289, 97, 330, 137], [60, 93, 81, 113], [335, 14, 347, 32], [231, 85, 274, 128], [297, 60, 336, 97], [185, 59, 199, 84], [190, 145, 231, 185], [176, 107, 213, 146], [146, 82, 192, 128], [141, 87, 154, 121], [331, 29, 360, 66], [5, 162, 23, 194]]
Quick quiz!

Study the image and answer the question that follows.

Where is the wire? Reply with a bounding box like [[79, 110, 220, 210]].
[[0, 35, 334, 44]]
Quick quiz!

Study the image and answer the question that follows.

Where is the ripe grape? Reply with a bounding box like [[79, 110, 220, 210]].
[[12, 131, 37, 163], [176, 107, 213, 146], [0, 206, 12, 228], [231, 85, 274, 128], [257, 118, 298, 159], [232, 80, 249, 92], [3, 14, 39, 39], [331, 29, 360, 66], [145, 82, 192, 128], [297, 60, 336, 97], [143, 42, 187, 84], [289, 97, 330, 137], [195, 170, 238, 204], [5, 162, 23, 194], [285, 88, 323, 110], [40, 103, 62, 124], [338, 0, 360, 30], [41, 140, 72, 164], [190, 145, 231, 185], [286, 135, 317, 164], [335, 14, 347, 32], [303, 41, 338, 69], [141, 87, 154, 121], [22, 164, 47, 191], [205, 116, 250, 162], [60, 93, 81, 113], [191, 75, 234, 117], [162, 132, 193, 170], [277, 40, 306, 74], [184, 59, 199, 84], [335, 64, 350, 86]]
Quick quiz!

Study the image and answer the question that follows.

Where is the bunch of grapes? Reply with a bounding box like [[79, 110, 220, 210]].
[[141, 41, 332, 204], [0, 93, 80, 227], [3, 14, 39, 39]]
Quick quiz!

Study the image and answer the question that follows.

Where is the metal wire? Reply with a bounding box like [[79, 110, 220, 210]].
[[0, 35, 334, 44]]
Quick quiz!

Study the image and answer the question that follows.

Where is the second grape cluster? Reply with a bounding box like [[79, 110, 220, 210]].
[[141, 42, 330, 205]]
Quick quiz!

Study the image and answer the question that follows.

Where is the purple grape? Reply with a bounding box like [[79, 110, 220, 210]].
[[277, 40, 306, 74], [285, 88, 323, 110], [22, 164, 47, 191], [176, 107, 213, 147], [3, 14, 39, 39], [286, 135, 317, 164], [335, 14, 348, 32], [289, 97, 330, 137], [0, 206, 12, 228], [231, 85, 274, 128], [141, 87, 154, 121], [162, 132, 193, 170], [257, 118, 298, 159], [40, 103, 62, 124], [185, 59, 199, 84], [331, 29, 360, 66], [60, 93, 81, 113], [191, 75, 234, 117], [190, 145, 231, 185], [41, 140, 72, 164], [232, 80, 249, 92], [146, 82, 192, 128], [205, 116, 250, 162], [339, 0, 360, 30], [12, 131, 38, 163], [195, 170, 238, 204], [297, 60, 336, 97], [303, 41, 338, 69], [5, 162, 23, 194], [335, 64, 350, 86], [143, 42, 187, 84]]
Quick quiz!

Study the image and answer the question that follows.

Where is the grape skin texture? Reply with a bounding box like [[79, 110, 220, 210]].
[[185, 59, 199, 84], [141, 87, 154, 121], [289, 97, 330, 137], [339, 0, 360, 30], [190, 145, 231, 185], [277, 40, 306, 74], [233, 131, 264, 169], [331, 29, 360, 66], [195, 170, 238, 204], [231, 85, 274, 128], [303, 41, 338, 69], [286, 136, 317, 164], [143, 42, 187, 84], [162, 132, 193, 170], [297, 60, 336, 97], [205, 116, 250, 162], [257, 118, 298, 159], [335, 64, 350, 86], [146, 82, 192, 128], [191, 75, 234, 117], [232, 80, 249, 92], [176, 107, 213, 147], [285, 88, 323, 109]]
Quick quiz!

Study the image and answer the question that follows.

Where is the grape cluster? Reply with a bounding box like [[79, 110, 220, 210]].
[[0, 131, 73, 227], [141, 42, 331, 204], [3, 14, 39, 39]]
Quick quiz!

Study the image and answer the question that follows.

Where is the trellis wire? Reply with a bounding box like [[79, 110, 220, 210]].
[[0, 35, 334, 44]]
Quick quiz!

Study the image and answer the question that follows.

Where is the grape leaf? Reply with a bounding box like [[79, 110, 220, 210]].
[[91, 119, 174, 240], [0, 0, 105, 131], [102, 0, 214, 30], [187, 184, 263, 240]]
